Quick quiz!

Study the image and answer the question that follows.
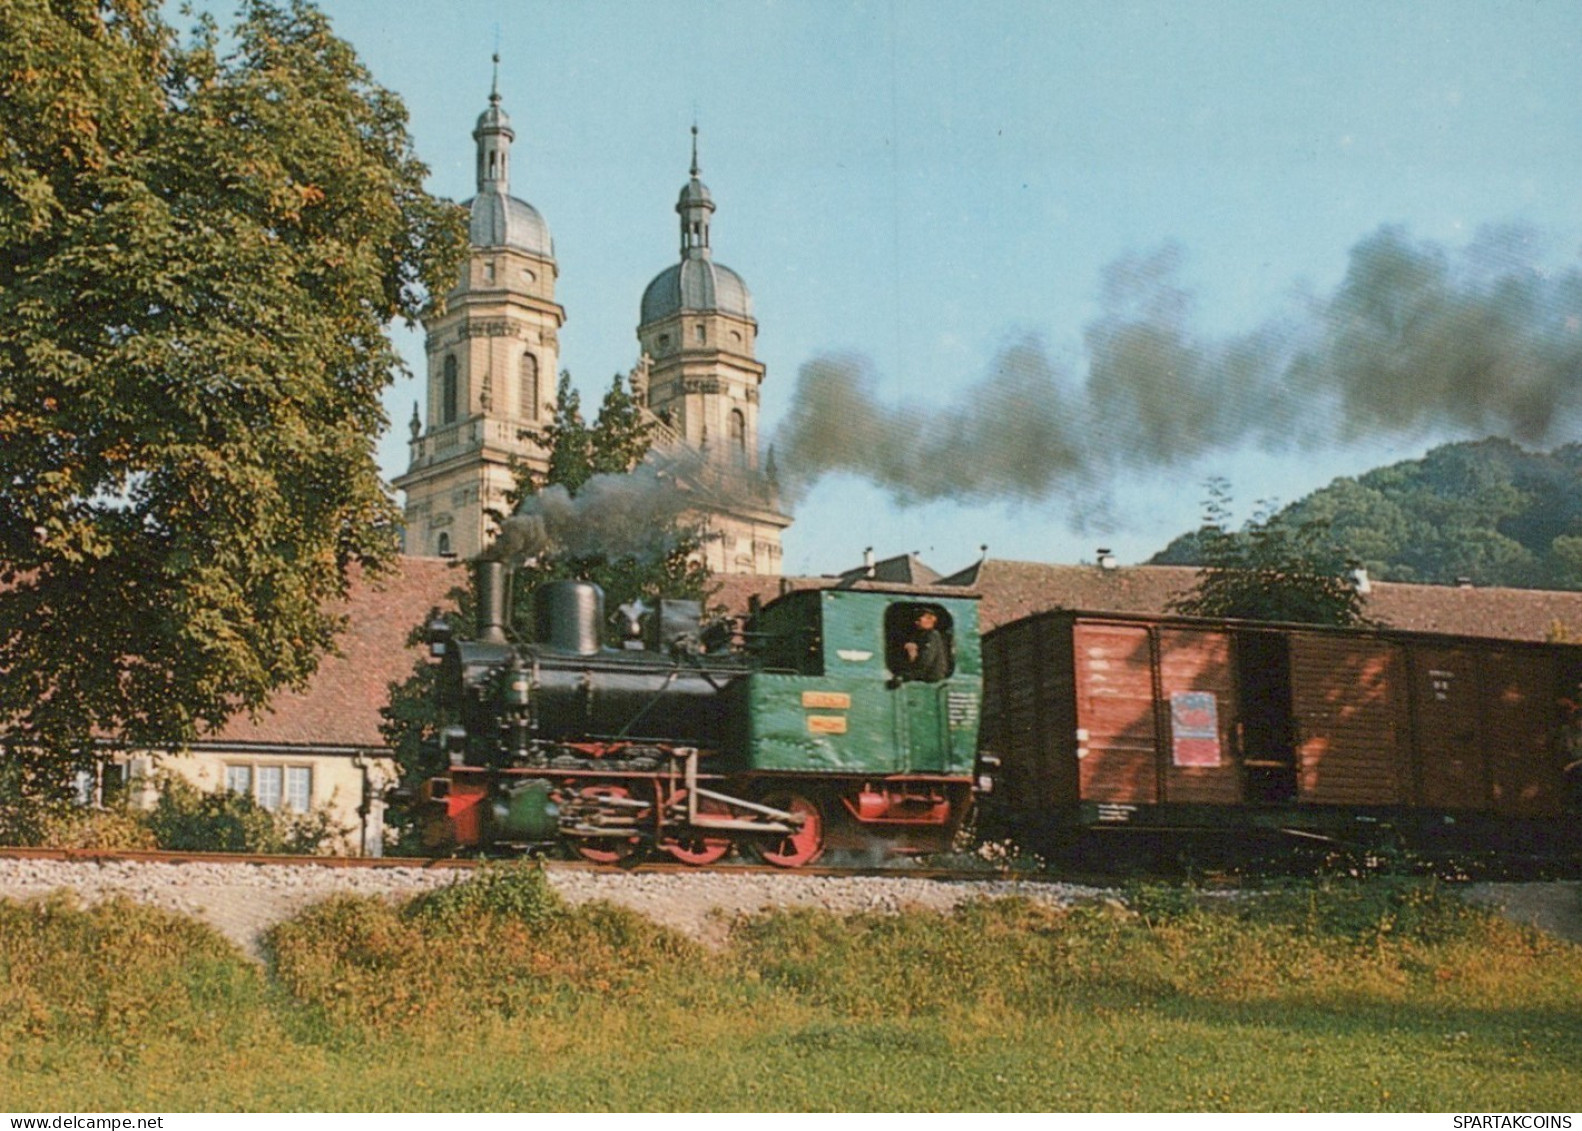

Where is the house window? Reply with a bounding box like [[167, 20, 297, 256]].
[[437, 532, 452, 557], [222, 762, 313, 812], [442, 355, 458, 424], [483, 260, 496, 285], [286, 767, 312, 813], [257, 766, 283, 811], [695, 323, 706, 344]]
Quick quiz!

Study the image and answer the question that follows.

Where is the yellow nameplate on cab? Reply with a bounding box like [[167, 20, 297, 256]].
[[807, 715, 848, 735], [801, 691, 852, 710]]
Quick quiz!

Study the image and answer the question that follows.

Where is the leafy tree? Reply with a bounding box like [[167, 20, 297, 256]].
[[0, 1, 467, 798], [502, 372, 710, 635], [536, 370, 594, 497], [506, 371, 657, 510], [1168, 481, 1369, 626]]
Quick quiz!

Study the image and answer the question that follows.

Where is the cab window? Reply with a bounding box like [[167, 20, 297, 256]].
[[885, 603, 953, 682]]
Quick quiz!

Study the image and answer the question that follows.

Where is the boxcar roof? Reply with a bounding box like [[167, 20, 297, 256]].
[[715, 560, 1582, 640], [984, 605, 1582, 655]]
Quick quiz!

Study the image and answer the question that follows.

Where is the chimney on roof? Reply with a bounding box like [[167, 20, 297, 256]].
[[863, 546, 875, 578], [1096, 548, 1118, 571], [1457, 577, 1474, 589], [1351, 567, 1371, 595]]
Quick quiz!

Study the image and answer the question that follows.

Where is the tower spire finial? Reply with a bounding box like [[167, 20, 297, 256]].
[[690, 122, 700, 178], [474, 51, 514, 194]]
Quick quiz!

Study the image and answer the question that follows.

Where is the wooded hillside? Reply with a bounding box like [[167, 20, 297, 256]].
[[1150, 440, 1582, 590]]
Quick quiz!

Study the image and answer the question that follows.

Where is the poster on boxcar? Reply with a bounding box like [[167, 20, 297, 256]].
[[1170, 691, 1221, 767]]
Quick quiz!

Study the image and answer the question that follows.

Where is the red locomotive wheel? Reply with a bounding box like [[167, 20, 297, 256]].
[[570, 785, 644, 865], [749, 792, 825, 868], [662, 795, 732, 866]]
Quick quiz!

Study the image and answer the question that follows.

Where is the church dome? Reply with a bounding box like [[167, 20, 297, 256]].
[[640, 129, 751, 325], [641, 258, 753, 324], [466, 192, 553, 258], [464, 62, 553, 260]]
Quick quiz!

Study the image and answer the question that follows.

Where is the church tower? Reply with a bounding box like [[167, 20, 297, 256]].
[[394, 64, 565, 560], [636, 130, 791, 574]]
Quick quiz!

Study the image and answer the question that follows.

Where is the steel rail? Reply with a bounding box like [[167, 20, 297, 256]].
[[0, 845, 1068, 883]]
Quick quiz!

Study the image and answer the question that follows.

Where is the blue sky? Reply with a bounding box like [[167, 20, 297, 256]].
[[305, 0, 1582, 575]]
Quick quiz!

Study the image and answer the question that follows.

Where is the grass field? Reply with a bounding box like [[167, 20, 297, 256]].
[[1, 867, 1578, 1112]]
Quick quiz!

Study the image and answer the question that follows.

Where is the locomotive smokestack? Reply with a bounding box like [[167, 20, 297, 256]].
[[474, 559, 509, 644]]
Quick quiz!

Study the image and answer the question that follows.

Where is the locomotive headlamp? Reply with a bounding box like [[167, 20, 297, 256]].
[[441, 725, 468, 766], [426, 607, 454, 659]]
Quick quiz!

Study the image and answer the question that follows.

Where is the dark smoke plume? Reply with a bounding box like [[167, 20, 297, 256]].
[[774, 340, 1085, 506], [485, 458, 696, 564], [774, 224, 1582, 507]]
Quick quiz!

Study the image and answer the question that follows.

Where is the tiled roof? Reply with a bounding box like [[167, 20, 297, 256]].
[[218, 557, 1582, 751], [705, 561, 1197, 632], [206, 556, 465, 750]]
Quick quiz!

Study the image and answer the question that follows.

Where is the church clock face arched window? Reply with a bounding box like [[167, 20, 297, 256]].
[[442, 355, 458, 425], [520, 352, 540, 420]]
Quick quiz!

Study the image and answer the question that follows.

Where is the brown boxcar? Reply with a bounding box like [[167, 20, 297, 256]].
[[978, 611, 1582, 857]]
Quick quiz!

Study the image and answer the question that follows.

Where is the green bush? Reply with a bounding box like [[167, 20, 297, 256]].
[[36, 805, 158, 851], [405, 862, 565, 930], [0, 893, 266, 1066], [141, 774, 348, 854], [265, 863, 706, 1033]]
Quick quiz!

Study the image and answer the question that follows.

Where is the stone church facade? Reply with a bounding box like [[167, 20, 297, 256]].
[[394, 78, 791, 574]]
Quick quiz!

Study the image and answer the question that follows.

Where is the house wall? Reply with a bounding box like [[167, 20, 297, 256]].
[[122, 748, 396, 856]]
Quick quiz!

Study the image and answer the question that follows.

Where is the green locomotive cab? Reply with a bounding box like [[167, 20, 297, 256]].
[[730, 585, 982, 783]]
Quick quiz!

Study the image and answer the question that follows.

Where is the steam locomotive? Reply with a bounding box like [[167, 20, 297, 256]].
[[413, 561, 982, 865], [416, 561, 1582, 868]]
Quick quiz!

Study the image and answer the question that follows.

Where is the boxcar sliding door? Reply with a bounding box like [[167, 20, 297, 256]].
[[1407, 644, 1486, 811], [1287, 633, 1408, 807]]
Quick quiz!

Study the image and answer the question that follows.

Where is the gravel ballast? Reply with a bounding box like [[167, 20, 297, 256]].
[[3, 858, 1574, 959], [0, 858, 1111, 957]]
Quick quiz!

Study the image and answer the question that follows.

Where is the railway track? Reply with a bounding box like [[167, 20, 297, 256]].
[[3, 846, 1576, 951], [0, 845, 1056, 884]]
